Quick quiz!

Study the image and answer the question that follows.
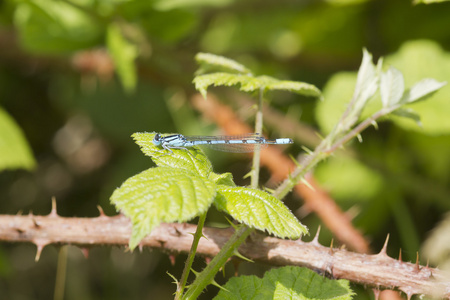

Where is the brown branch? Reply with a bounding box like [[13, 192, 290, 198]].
[[0, 213, 448, 299]]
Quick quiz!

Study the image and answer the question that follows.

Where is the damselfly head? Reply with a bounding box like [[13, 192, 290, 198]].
[[153, 133, 162, 146]]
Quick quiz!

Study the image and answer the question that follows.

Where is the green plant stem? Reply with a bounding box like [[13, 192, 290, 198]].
[[273, 107, 395, 200], [176, 212, 207, 300], [182, 225, 253, 300], [183, 89, 265, 299], [54, 245, 68, 300], [251, 87, 264, 188]]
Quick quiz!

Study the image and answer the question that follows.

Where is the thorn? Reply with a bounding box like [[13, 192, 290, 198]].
[[371, 120, 379, 130], [166, 272, 179, 286], [311, 226, 321, 245], [329, 239, 334, 255], [415, 252, 420, 272], [225, 217, 239, 230], [422, 259, 433, 278], [378, 234, 389, 256], [295, 235, 304, 244], [356, 133, 363, 143], [80, 247, 90, 259], [190, 268, 199, 277], [398, 248, 402, 262], [96, 205, 107, 218], [31, 217, 40, 228], [210, 278, 229, 292], [169, 255, 176, 266], [139, 243, 144, 253], [173, 226, 183, 237], [289, 154, 301, 168], [300, 177, 315, 191], [325, 263, 334, 279], [49, 197, 58, 217], [34, 239, 49, 262], [242, 170, 252, 179], [372, 288, 380, 300], [233, 250, 253, 263], [301, 146, 313, 155], [400, 287, 414, 300], [205, 257, 211, 265]]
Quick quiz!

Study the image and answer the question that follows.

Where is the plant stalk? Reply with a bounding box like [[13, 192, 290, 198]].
[[176, 212, 207, 300], [182, 225, 252, 300], [250, 87, 264, 189]]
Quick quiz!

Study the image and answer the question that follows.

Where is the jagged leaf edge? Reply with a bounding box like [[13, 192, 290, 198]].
[[110, 166, 216, 249], [214, 266, 354, 300], [214, 185, 308, 238], [195, 52, 251, 75]]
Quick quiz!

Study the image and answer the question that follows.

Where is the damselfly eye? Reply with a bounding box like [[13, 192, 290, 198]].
[[153, 133, 162, 144]]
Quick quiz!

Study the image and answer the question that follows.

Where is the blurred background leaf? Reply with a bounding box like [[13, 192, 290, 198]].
[[1, 0, 450, 298], [0, 107, 35, 170]]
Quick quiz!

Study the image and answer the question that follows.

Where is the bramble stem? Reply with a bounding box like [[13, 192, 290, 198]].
[[250, 87, 264, 188], [176, 212, 207, 300], [182, 225, 252, 300]]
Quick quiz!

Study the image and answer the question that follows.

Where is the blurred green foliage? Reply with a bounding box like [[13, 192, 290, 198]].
[[1, 0, 450, 299]]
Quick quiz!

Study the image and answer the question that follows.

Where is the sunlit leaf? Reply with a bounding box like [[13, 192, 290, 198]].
[[110, 167, 216, 249], [209, 172, 236, 187], [0, 108, 36, 171], [214, 266, 354, 300], [401, 78, 447, 104], [260, 75, 322, 98], [193, 73, 321, 99], [350, 49, 380, 120], [107, 23, 138, 93], [380, 67, 404, 108], [195, 52, 251, 75], [214, 185, 308, 238], [132, 132, 213, 178]]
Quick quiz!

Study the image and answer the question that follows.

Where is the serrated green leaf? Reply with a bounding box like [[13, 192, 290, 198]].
[[132, 132, 213, 178], [380, 67, 405, 108], [349, 49, 380, 121], [195, 53, 251, 75], [110, 167, 216, 249], [209, 172, 236, 187], [214, 185, 308, 238], [401, 78, 447, 104], [260, 76, 322, 98], [214, 266, 354, 300], [193, 73, 321, 99], [0, 108, 36, 171], [107, 23, 138, 93]]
